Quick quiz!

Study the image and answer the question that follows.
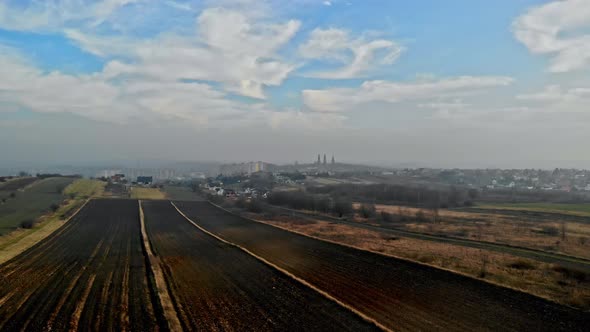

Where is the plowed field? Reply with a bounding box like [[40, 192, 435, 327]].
[[0, 199, 163, 331], [142, 200, 377, 331], [175, 201, 590, 332]]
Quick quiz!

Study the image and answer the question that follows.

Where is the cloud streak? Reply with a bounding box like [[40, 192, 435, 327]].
[[513, 0, 590, 72], [303, 76, 514, 112], [299, 28, 404, 79]]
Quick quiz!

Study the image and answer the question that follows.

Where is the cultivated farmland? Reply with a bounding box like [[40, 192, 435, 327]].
[[175, 201, 590, 332], [0, 177, 76, 235], [0, 177, 38, 191], [141, 200, 377, 331], [0, 199, 163, 331]]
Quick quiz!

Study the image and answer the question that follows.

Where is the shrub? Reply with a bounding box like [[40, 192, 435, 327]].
[[9, 192, 16, 198], [20, 219, 35, 229], [50, 203, 60, 212], [415, 210, 428, 222], [478, 256, 488, 278], [507, 260, 536, 270], [358, 203, 376, 218], [380, 211, 393, 223], [332, 199, 353, 217], [539, 226, 559, 236], [552, 265, 588, 283], [247, 199, 264, 213]]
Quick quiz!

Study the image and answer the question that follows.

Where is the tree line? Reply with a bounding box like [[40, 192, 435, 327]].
[[306, 183, 478, 208]]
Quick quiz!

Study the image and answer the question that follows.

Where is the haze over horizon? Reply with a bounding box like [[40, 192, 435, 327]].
[[1, 0, 590, 169]]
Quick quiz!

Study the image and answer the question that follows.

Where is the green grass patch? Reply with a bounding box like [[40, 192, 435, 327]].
[[64, 179, 106, 199]]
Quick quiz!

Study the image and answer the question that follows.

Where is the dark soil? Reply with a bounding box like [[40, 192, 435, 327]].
[[142, 200, 377, 332], [176, 201, 590, 332]]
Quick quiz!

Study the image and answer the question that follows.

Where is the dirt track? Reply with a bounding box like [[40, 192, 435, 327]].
[[142, 200, 377, 331], [0, 199, 162, 331], [175, 201, 590, 332]]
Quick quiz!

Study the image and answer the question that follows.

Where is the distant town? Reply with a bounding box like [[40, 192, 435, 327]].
[[4, 155, 590, 195]]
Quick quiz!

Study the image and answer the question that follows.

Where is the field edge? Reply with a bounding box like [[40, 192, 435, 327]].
[[138, 200, 183, 332], [170, 201, 391, 332]]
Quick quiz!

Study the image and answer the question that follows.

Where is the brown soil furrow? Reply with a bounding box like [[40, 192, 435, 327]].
[[95, 270, 114, 331], [69, 274, 97, 331], [175, 200, 590, 332], [143, 200, 378, 331], [172, 202, 391, 331], [138, 200, 183, 332], [0, 199, 162, 331], [119, 238, 131, 331]]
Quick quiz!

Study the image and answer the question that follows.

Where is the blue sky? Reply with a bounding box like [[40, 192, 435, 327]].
[[1, 0, 589, 167]]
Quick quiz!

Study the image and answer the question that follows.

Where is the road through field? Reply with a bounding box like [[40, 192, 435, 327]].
[[141, 200, 378, 331], [175, 201, 590, 332], [0, 199, 162, 331]]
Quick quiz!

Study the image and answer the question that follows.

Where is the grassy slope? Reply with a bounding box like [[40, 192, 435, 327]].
[[64, 179, 106, 198], [0, 177, 75, 235], [130, 187, 166, 199], [476, 202, 590, 217], [0, 178, 105, 264]]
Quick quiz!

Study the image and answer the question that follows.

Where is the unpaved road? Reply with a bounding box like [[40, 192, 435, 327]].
[[175, 201, 590, 332], [142, 200, 378, 331]]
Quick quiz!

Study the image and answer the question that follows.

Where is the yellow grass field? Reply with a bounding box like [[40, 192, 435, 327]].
[[130, 187, 166, 199], [363, 203, 590, 259]]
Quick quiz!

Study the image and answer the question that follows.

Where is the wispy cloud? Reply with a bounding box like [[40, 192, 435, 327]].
[[303, 76, 513, 112], [299, 28, 404, 79], [66, 8, 300, 99], [513, 0, 590, 73]]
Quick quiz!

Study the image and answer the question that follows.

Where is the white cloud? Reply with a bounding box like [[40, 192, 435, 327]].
[[513, 0, 590, 72], [164, 1, 194, 12], [66, 8, 300, 99], [0, 47, 240, 125], [517, 85, 590, 102], [299, 28, 403, 79], [303, 76, 513, 112], [0, 0, 140, 32], [0, 45, 347, 131]]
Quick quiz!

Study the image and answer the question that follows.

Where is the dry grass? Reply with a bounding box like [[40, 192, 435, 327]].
[[364, 203, 590, 259], [255, 214, 590, 310], [130, 187, 166, 200]]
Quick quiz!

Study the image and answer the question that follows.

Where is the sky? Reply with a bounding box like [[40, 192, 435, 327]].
[[1, 0, 590, 168]]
